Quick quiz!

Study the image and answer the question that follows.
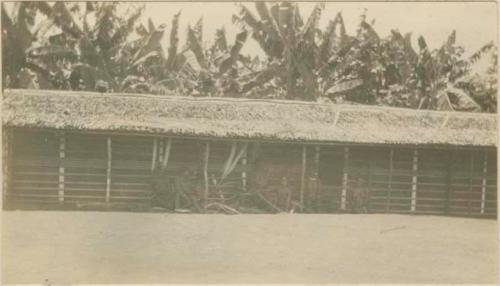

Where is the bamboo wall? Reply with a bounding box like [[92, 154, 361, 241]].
[[316, 146, 344, 212], [7, 130, 154, 209], [9, 130, 60, 206], [109, 135, 153, 205], [3, 128, 497, 218], [314, 145, 497, 218]]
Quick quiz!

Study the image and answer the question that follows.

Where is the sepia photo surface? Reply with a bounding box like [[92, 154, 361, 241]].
[[1, 1, 498, 284]]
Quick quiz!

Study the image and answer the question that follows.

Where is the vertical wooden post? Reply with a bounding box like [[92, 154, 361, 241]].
[[386, 148, 394, 212], [203, 142, 210, 206], [314, 146, 320, 178], [2, 129, 6, 198], [106, 137, 112, 204], [467, 150, 474, 215], [162, 138, 172, 169], [158, 139, 164, 166], [3, 129, 12, 198], [300, 145, 307, 212], [313, 146, 321, 212], [341, 146, 349, 210], [367, 148, 373, 212], [151, 137, 158, 171], [242, 144, 248, 192], [480, 151, 488, 214], [1, 130, 6, 198], [445, 150, 453, 214], [411, 149, 418, 212], [58, 132, 65, 203]]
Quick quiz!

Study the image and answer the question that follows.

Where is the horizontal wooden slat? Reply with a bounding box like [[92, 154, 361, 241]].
[[9, 193, 106, 199], [14, 186, 106, 192]]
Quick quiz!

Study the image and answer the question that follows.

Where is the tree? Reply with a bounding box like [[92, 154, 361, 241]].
[[460, 41, 497, 112], [2, 1, 496, 113], [2, 2, 146, 91], [233, 2, 496, 113], [232, 3, 401, 103], [1, 2, 72, 89], [408, 31, 497, 112], [136, 14, 250, 97], [233, 2, 326, 100], [65, 2, 146, 92]]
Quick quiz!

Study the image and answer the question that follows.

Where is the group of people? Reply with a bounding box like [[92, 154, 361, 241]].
[[306, 175, 371, 213], [264, 175, 370, 214]]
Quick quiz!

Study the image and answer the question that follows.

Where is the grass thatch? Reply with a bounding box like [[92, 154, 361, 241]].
[[2, 89, 497, 147]]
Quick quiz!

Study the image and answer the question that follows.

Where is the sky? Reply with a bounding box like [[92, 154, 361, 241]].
[[142, 1, 498, 60]]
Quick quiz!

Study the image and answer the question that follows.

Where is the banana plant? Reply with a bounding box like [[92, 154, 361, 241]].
[[410, 31, 485, 112], [233, 2, 386, 102], [129, 12, 250, 97], [1, 1, 74, 89], [233, 2, 324, 100]]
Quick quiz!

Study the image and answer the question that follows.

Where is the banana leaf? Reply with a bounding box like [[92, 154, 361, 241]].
[[167, 11, 181, 69], [326, 78, 364, 95], [132, 22, 165, 65], [219, 30, 248, 74], [186, 26, 207, 68]]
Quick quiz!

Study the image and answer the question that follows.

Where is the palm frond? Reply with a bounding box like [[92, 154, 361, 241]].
[[359, 20, 379, 44], [446, 30, 456, 47], [318, 14, 340, 64], [417, 35, 428, 51], [241, 63, 279, 93], [212, 27, 228, 53], [112, 5, 144, 45], [193, 17, 203, 43], [282, 2, 297, 98], [187, 26, 207, 68], [234, 4, 261, 30], [293, 4, 304, 28], [132, 23, 166, 66], [299, 2, 324, 41], [148, 18, 155, 33], [35, 2, 53, 16], [1, 3, 13, 31], [255, 2, 283, 42], [233, 4, 277, 57], [52, 2, 83, 38], [167, 10, 181, 69], [219, 30, 248, 74], [469, 41, 495, 64]]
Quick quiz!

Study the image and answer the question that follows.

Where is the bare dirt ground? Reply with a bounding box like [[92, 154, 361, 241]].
[[1, 211, 498, 284]]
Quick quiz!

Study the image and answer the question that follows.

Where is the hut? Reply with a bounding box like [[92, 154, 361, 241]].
[[2, 89, 497, 217]]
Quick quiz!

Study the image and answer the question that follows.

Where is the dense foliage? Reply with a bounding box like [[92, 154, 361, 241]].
[[2, 2, 497, 112]]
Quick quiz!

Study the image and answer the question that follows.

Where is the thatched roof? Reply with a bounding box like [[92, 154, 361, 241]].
[[2, 89, 497, 147]]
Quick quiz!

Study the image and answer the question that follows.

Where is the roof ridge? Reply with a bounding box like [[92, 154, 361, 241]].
[[3, 89, 496, 147], [4, 89, 497, 118]]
